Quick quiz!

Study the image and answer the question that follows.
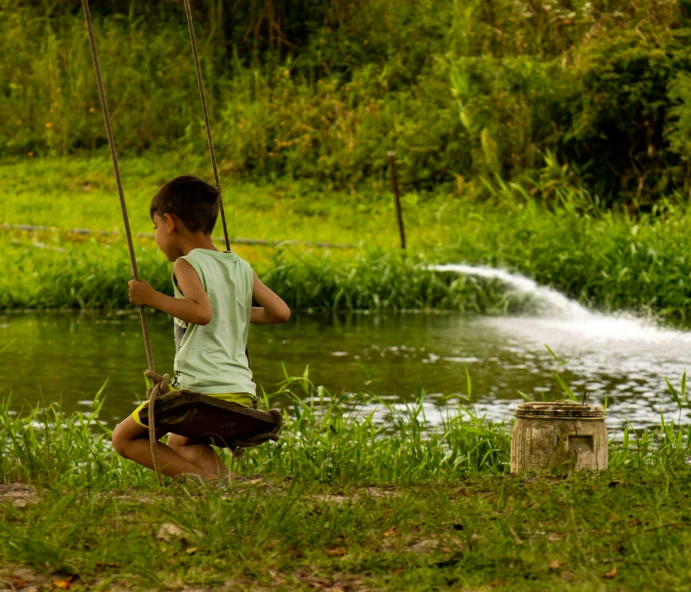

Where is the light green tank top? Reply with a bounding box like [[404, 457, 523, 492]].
[[171, 249, 256, 396]]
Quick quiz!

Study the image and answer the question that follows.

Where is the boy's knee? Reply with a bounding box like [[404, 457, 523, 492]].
[[111, 425, 128, 457], [111, 421, 140, 458]]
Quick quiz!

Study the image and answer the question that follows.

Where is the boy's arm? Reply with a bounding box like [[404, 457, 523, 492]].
[[251, 272, 291, 324], [128, 259, 212, 325]]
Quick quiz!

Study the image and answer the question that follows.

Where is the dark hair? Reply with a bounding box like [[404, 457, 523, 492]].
[[150, 175, 219, 234]]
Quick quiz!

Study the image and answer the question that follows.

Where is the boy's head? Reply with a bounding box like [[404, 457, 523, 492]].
[[150, 175, 220, 260], [150, 175, 219, 234]]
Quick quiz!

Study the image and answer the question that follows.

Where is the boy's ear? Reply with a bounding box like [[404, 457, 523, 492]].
[[164, 213, 177, 234]]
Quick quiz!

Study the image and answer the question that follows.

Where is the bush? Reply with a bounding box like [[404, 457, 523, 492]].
[[564, 27, 691, 205]]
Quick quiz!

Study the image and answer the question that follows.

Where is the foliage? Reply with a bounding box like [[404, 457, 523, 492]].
[[564, 27, 691, 204], [3, 374, 691, 588], [1, 0, 690, 202]]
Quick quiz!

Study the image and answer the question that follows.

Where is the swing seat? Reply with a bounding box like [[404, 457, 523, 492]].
[[137, 390, 283, 449]]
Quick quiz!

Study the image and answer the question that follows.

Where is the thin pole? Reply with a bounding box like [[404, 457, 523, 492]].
[[388, 151, 406, 250]]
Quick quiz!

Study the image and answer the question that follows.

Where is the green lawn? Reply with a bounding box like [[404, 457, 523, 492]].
[[4, 471, 691, 591], [2, 384, 691, 591], [0, 156, 445, 249]]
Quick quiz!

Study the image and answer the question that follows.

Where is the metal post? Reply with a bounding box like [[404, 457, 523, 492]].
[[388, 151, 406, 249]]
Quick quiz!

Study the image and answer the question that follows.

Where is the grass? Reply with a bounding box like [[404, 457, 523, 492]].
[[5, 156, 691, 322], [2, 376, 691, 590]]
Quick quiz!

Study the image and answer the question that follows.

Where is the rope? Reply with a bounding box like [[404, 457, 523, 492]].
[[145, 370, 171, 484], [182, 0, 230, 253], [182, 0, 255, 395], [81, 0, 164, 486]]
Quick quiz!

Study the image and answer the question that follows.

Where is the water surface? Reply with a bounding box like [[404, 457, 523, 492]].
[[1, 309, 689, 429]]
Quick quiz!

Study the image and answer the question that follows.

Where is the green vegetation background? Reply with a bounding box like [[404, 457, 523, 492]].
[[4, 0, 691, 203], [4, 1, 691, 321]]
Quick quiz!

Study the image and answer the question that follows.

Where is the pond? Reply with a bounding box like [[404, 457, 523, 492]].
[[2, 303, 690, 430]]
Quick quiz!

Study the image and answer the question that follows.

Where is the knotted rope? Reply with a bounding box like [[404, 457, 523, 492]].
[[144, 370, 171, 483]]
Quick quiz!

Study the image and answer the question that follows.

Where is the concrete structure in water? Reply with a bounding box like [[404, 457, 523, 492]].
[[510, 402, 608, 473]]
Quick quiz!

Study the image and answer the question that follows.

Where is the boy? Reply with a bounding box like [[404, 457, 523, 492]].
[[111, 175, 290, 480]]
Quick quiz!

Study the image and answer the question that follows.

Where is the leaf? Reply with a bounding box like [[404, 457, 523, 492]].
[[554, 373, 578, 402], [548, 560, 564, 570], [325, 547, 346, 557], [465, 365, 472, 399], [52, 576, 76, 590], [544, 344, 560, 362], [682, 370, 687, 399], [602, 566, 617, 579], [185, 547, 198, 555], [383, 526, 399, 538], [666, 378, 681, 406], [518, 390, 534, 402]]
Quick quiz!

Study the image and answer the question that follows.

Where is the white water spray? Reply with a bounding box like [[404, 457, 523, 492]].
[[431, 263, 691, 343], [432, 263, 592, 318]]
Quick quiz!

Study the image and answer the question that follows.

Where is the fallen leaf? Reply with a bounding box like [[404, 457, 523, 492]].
[[383, 526, 399, 538], [287, 545, 303, 558], [392, 567, 405, 575], [325, 547, 346, 557], [603, 566, 617, 579], [548, 560, 564, 570], [52, 576, 76, 590], [409, 539, 437, 552], [185, 547, 198, 555], [156, 523, 183, 541], [8, 578, 28, 590]]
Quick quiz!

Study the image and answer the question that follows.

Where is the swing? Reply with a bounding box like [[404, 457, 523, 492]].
[[81, 0, 282, 484]]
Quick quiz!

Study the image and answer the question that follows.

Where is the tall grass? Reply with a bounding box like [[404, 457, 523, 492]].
[[0, 375, 512, 489], [3, 370, 691, 490], [6, 172, 691, 321]]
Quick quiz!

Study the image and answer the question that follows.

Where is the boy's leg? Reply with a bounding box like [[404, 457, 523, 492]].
[[167, 434, 229, 478], [112, 416, 217, 480]]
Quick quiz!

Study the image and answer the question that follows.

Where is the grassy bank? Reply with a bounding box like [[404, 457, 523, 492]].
[[4, 158, 691, 320], [2, 378, 691, 590]]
